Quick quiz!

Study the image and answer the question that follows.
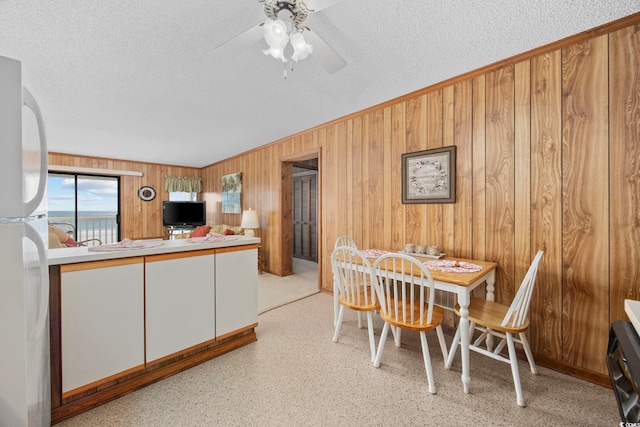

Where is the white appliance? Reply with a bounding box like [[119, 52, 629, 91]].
[[0, 55, 51, 427]]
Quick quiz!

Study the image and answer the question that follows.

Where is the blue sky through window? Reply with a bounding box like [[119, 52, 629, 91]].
[[48, 175, 118, 212]]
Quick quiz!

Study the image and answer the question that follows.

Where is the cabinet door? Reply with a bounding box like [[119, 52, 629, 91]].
[[61, 258, 144, 393], [216, 248, 258, 338], [145, 251, 215, 362]]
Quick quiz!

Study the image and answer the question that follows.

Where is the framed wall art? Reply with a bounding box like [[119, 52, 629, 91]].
[[222, 172, 242, 214], [402, 146, 456, 204]]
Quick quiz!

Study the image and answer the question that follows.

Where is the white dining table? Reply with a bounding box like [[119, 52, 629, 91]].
[[333, 251, 498, 394]]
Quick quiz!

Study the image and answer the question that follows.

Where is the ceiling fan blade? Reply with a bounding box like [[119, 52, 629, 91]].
[[305, 29, 346, 74], [214, 23, 264, 57], [304, 0, 344, 12]]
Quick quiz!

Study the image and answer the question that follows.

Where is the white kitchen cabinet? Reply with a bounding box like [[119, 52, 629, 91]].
[[145, 250, 215, 362], [49, 239, 260, 422], [60, 258, 145, 393], [215, 247, 258, 338]]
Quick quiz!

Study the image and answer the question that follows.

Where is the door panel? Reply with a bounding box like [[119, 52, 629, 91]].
[[293, 172, 317, 261]]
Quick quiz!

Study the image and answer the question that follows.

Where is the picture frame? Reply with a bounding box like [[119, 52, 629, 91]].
[[402, 146, 456, 204], [222, 172, 242, 214]]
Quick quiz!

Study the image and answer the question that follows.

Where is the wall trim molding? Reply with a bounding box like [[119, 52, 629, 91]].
[[49, 165, 143, 177]]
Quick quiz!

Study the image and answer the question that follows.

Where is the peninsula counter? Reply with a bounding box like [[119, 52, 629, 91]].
[[47, 237, 260, 424]]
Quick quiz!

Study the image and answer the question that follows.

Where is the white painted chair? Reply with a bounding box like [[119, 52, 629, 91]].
[[334, 235, 357, 249], [331, 245, 380, 361], [445, 250, 544, 407], [371, 253, 448, 394], [333, 236, 359, 326]]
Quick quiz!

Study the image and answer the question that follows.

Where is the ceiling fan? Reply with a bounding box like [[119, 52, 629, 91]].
[[215, 0, 347, 76]]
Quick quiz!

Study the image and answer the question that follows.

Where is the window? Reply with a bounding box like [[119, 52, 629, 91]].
[[169, 192, 197, 201], [48, 173, 120, 244]]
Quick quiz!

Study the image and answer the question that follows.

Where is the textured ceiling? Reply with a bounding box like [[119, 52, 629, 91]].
[[1, 1, 638, 168]]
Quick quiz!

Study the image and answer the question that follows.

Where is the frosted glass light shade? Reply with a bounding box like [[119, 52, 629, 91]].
[[263, 46, 287, 62], [291, 32, 312, 62], [263, 19, 289, 62], [241, 209, 259, 236]]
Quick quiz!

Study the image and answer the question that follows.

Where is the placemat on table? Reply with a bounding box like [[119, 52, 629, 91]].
[[424, 259, 483, 273], [360, 249, 390, 258]]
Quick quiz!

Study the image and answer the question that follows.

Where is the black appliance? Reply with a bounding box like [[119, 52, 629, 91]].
[[607, 320, 640, 423]]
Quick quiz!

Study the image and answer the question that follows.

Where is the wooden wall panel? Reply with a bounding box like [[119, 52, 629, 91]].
[[426, 91, 444, 250], [391, 103, 406, 249], [514, 60, 532, 283], [361, 114, 372, 250], [405, 95, 428, 246], [345, 120, 354, 238], [485, 66, 516, 304], [530, 50, 563, 361], [471, 76, 487, 301], [453, 81, 473, 259], [351, 117, 364, 247], [369, 109, 386, 250], [382, 107, 394, 250], [442, 87, 455, 253], [609, 24, 640, 323], [561, 35, 610, 373]]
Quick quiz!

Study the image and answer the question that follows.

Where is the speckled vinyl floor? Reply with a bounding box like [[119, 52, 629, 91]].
[[57, 267, 619, 427]]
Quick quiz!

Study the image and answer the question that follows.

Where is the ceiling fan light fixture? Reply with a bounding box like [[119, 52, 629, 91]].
[[263, 19, 289, 47], [290, 31, 313, 62], [263, 19, 289, 62], [263, 46, 288, 62]]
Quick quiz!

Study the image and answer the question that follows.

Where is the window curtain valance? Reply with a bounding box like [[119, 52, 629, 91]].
[[165, 176, 203, 193]]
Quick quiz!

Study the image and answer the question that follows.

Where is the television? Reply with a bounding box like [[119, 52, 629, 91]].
[[162, 201, 206, 227]]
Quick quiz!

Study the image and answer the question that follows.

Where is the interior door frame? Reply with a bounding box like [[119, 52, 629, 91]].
[[280, 148, 322, 290]]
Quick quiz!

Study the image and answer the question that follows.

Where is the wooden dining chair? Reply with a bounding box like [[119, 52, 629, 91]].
[[333, 235, 360, 327], [334, 235, 357, 249], [331, 245, 380, 361], [371, 253, 448, 394], [446, 250, 544, 407]]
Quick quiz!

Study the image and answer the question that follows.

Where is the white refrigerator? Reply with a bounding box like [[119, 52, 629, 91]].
[[0, 55, 51, 426]]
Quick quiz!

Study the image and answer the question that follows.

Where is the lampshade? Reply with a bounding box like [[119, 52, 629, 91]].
[[240, 209, 260, 236], [263, 19, 289, 62], [290, 32, 313, 62]]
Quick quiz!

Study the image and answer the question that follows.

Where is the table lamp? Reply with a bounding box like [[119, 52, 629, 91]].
[[240, 208, 259, 237]]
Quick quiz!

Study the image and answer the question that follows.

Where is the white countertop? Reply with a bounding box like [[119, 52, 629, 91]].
[[625, 299, 640, 335], [48, 236, 261, 266]]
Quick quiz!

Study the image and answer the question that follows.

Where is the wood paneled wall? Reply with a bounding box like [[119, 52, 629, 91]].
[[48, 15, 639, 381], [201, 15, 640, 379], [48, 153, 201, 239]]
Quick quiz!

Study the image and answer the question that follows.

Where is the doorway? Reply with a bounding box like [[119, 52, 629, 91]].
[[280, 149, 321, 290], [292, 160, 318, 262]]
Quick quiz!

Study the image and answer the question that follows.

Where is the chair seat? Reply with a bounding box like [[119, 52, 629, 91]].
[[381, 303, 445, 332], [338, 288, 380, 312], [455, 297, 529, 334]]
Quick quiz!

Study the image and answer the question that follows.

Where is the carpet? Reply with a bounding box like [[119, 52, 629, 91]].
[[258, 258, 320, 314]]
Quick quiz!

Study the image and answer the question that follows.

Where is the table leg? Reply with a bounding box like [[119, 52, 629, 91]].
[[485, 271, 496, 351], [333, 281, 339, 327], [485, 270, 496, 302], [458, 293, 471, 394]]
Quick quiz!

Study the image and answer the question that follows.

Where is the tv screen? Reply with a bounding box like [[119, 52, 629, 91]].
[[162, 201, 206, 227]]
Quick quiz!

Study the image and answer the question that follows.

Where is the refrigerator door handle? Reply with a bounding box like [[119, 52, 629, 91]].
[[23, 222, 49, 347], [22, 87, 48, 217]]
